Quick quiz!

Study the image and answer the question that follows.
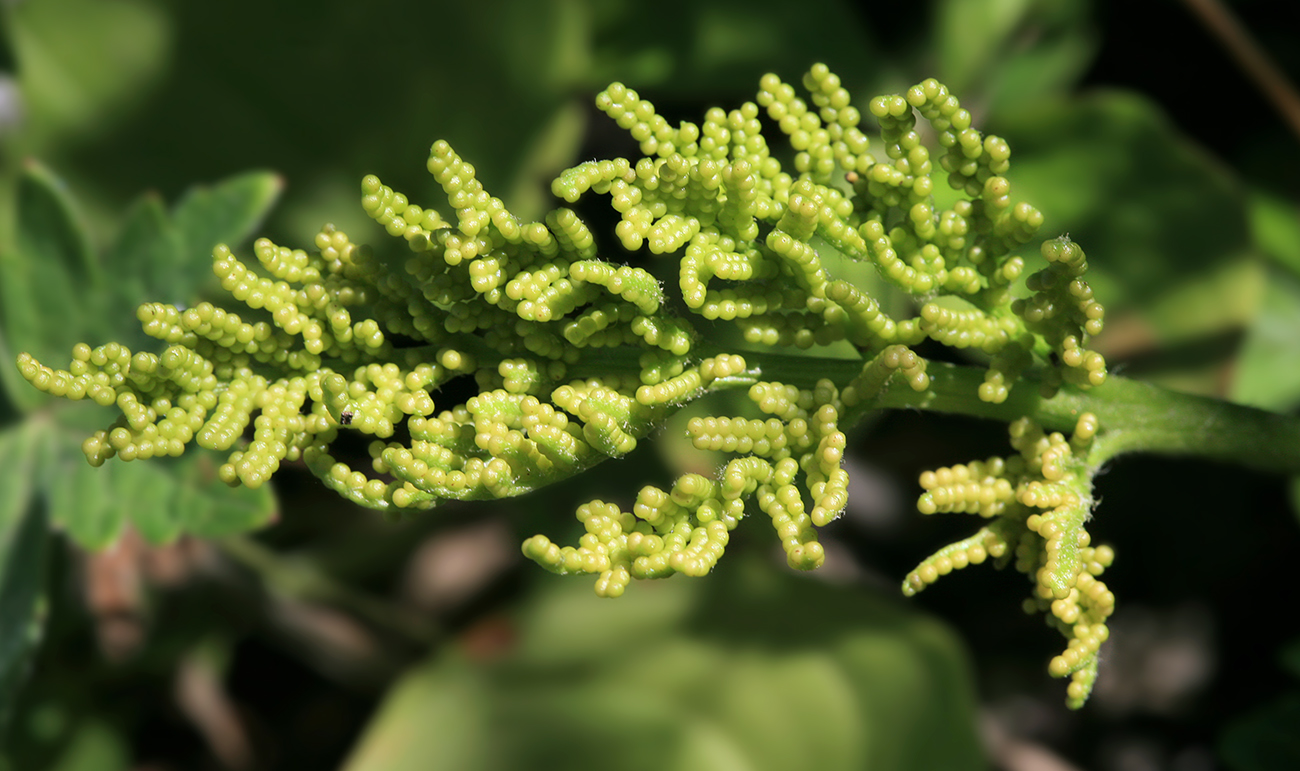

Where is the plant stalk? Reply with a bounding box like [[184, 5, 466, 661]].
[[705, 351, 1300, 475]]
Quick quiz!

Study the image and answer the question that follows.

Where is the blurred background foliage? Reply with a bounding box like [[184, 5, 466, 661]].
[[1, 0, 1299, 769]]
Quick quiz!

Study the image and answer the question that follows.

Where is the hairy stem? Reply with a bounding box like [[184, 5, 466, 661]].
[[701, 350, 1300, 475]]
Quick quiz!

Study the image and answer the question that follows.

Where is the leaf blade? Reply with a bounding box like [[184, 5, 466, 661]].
[[171, 171, 283, 284], [102, 193, 184, 347], [0, 421, 51, 735], [1232, 269, 1300, 411], [0, 162, 98, 411]]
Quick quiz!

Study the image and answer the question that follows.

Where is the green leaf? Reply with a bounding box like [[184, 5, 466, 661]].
[[171, 171, 282, 278], [44, 449, 117, 550], [344, 560, 982, 771], [340, 659, 491, 770], [0, 167, 282, 552], [586, 0, 882, 97], [112, 460, 184, 545], [99, 170, 282, 320], [502, 102, 588, 223], [0, 162, 98, 411], [934, 0, 1095, 113], [101, 193, 183, 346], [0, 421, 52, 735], [1232, 269, 1300, 410], [1248, 190, 1300, 277], [7, 0, 170, 149], [171, 450, 278, 540], [936, 0, 1035, 93], [999, 90, 1250, 324], [1139, 256, 1263, 345], [45, 429, 276, 550], [45, 720, 130, 771]]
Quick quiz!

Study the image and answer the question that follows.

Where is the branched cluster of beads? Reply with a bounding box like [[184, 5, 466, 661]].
[[904, 412, 1114, 708], [18, 65, 1113, 705], [522, 376, 851, 597]]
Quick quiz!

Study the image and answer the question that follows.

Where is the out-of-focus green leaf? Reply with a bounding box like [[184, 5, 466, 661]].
[[46, 431, 275, 549], [344, 560, 982, 771], [171, 171, 282, 288], [1248, 190, 1300, 277], [0, 162, 98, 411], [71, 169, 279, 352], [503, 102, 588, 223], [45, 720, 130, 771], [102, 193, 181, 343], [0, 421, 51, 735], [934, 0, 1095, 113], [103, 458, 179, 546], [936, 0, 1034, 91], [1141, 256, 1263, 343], [999, 90, 1249, 321], [1231, 269, 1300, 410], [341, 657, 492, 770], [1220, 693, 1300, 771], [171, 450, 277, 539], [495, 0, 592, 95], [588, 0, 881, 97], [44, 445, 117, 550], [0, 168, 281, 550], [7, 0, 170, 149]]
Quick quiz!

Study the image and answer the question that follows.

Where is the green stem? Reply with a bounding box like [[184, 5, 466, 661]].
[[705, 350, 1300, 475]]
